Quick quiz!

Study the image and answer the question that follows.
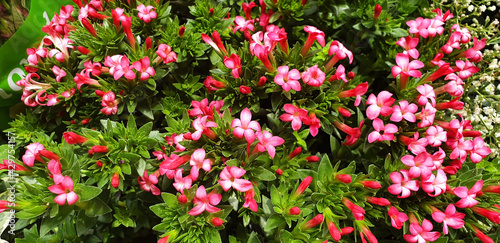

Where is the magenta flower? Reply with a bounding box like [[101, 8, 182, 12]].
[[48, 176, 79, 205], [137, 4, 157, 23], [100, 91, 119, 115], [401, 152, 434, 179], [366, 91, 395, 120], [52, 66, 66, 82], [192, 116, 217, 141], [342, 197, 365, 220], [328, 41, 353, 64], [427, 18, 445, 37], [426, 125, 447, 147], [173, 169, 192, 193], [223, 54, 242, 78], [234, 16, 254, 33], [280, 104, 308, 131], [421, 169, 447, 197], [388, 170, 419, 198], [333, 120, 364, 146], [243, 189, 258, 212], [218, 166, 253, 192], [274, 66, 301, 92], [48, 159, 64, 184], [337, 82, 368, 107], [443, 74, 464, 96], [74, 70, 101, 92], [188, 186, 221, 216], [450, 24, 471, 43], [328, 64, 347, 83], [302, 65, 325, 87], [132, 57, 155, 81], [396, 36, 420, 59], [388, 206, 408, 229], [255, 130, 285, 158], [390, 100, 418, 122], [301, 26, 325, 56], [455, 60, 480, 80], [109, 55, 136, 81], [303, 113, 321, 137], [462, 37, 486, 62], [432, 204, 465, 234], [403, 219, 441, 243], [449, 139, 472, 162], [231, 108, 261, 143], [417, 103, 437, 128], [406, 132, 429, 155], [416, 84, 436, 106], [391, 53, 425, 79], [189, 148, 212, 181], [406, 17, 432, 38], [156, 44, 177, 64], [454, 180, 482, 208], [368, 118, 398, 143], [138, 170, 161, 196], [469, 137, 491, 163], [22, 142, 45, 167]]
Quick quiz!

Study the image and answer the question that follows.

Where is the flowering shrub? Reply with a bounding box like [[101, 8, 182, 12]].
[[1, 0, 500, 242]]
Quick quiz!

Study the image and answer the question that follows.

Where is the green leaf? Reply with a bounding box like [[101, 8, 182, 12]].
[[76, 211, 97, 237], [76, 197, 112, 217], [206, 227, 222, 243], [161, 192, 178, 208], [16, 205, 47, 219], [264, 214, 285, 231], [270, 185, 281, 206], [247, 231, 261, 243], [127, 115, 137, 136], [75, 185, 102, 202], [252, 166, 276, 181], [136, 158, 146, 176], [137, 122, 153, 138], [318, 155, 333, 183], [40, 205, 73, 236]]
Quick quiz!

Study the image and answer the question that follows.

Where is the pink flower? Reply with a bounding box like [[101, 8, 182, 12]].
[[173, 169, 192, 193], [301, 26, 325, 56], [234, 16, 254, 33], [469, 137, 491, 163], [417, 103, 437, 128], [416, 84, 436, 106], [449, 139, 472, 162], [188, 98, 224, 119], [390, 100, 418, 122], [388, 170, 419, 198], [427, 18, 445, 37], [138, 170, 161, 195], [325, 41, 353, 71], [396, 36, 420, 59], [156, 44, 177, 64], [132, 57, 155, 81], [333, 120, 364, 146], [48, 159, 64, 184], [368, 118, 398, 143], [48, 176, 79, 205], [280, 104, 308, 131], [101, 91, 119, 115], [303, 113, 321, 137], [231, 108, 261, 143], [401, 152, 434, 179], [189, 148, 212, 181], [243, 189, 258, 212], [137, 4, 157, 23], [274, 66, 301, 92], [52, 66, 66, 82], [421, 169, 447, 196], [337, 82, 368, 107], [426, 126, 447, 147], [388, 206, 408, 229], [302, 65, 325, 87], [455, 60, 480, 80], [74, 70, 101, 92], [188, 186, 221, 215], [403, 219, 441, 243], [443, 74, 464, 96], [108, 55, 136, 80], [328, 64, 347, 83], [366, 91, 395, 120], [406, 17, 432, 38], [451, 24, 471, 44], [83, 60, 102, 77], [255, 131, 285, 158], [454, 180, 482, 208], [242, 2, 257, 20], [432, 204, 465, 234], [391, 53, 425, 79], [22, 142, 45, 167], [192, 116, 217, 141], [224, 54, 242, 78], [441, 31, 462, 54], [218, 166, 253, 192], [462, 37, 486, 62], [201, 30, 228, 56], [254, 43, 274, 72]]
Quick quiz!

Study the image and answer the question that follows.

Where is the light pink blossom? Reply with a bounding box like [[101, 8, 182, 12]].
[[403, 219, 441, 243], [462, 37, 486, 62], [192, 116, 217, 141], [224, 54, 242, 79], [22, 142, 45, 167], [173, 169, 192, 193], [302, 65, 325, 87], [137, 4, 157, 23], [366, 91, 395, 120], [189, 148, 212, 181], [188, 186, 221, 215], [388, 170, 419, 198], [426, 125, 447, 147], [231, 108, 261, 143], [156, 44, 177, 64], [396, 36, 420, 59], [469, 137, 491, 163], [416, 84, 436, 106], [48, 176, 79, 205], [132, 57, 155, 81], [368, 118, 398, 143], [388, 206, 408, 229], [390, 100, 418, 122], [401, 152, 434, 179], [406, 17, 432, 38], [454, 180, 482, 208], [421, 169, 447, 197], [138, 170, 161, 195], [255, 131, 285, 158], [218, 166, 253, 192], [432, 204, 465, 234], [455, 60, 480, 80], [391, 53, 425, 79], [274, 66, 301, 92], [280, 104, 308, 131]]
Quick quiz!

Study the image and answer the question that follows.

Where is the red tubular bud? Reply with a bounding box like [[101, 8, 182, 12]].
[[306, 156, 320, 162], [366, 196, 391, 206], [258, 76, 267, 86], [81, 18, 97, 37], [111, 173, 120, 188], [96, 160, 103, 167], [212, 217, 223, 227], [89, 145, 109, 156], [301, 214, 323, 230], [78, 46, 91, 55], [178, 194, 188, 204], [294, 176, 313, 197], [183, 133, 192, 140], [341, 227, 354, 235], [39, 149, 60, 161], [209, 8, 214, 15], [239, 85, 251, 94], [178, 26, 185, 37], [63, 132, 89, 144], [335, 174, 352, 184], [146, 37, 152, 50], [289, 147, 302, 159], [347, 71, 355, 80], [81, 118, 90, 125], [360, 180, 382, 189], [289, 206, 301, 215], [483, 185, 500, 194], [338, 107, 352, 117], [95, 90, 105, 97], [276, 169, 283, 175], [374, 4, 382, 20]]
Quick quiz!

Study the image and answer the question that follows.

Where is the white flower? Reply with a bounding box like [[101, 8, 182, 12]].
[[468, 5, 475, 11], [489, 6, 497, 11], [492, 19, 500, 26], [479, 5, 487, 12], [486, 84, 495, 94]]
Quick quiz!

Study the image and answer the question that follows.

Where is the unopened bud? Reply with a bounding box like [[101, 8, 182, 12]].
[[111, 173, 120, 188], [96, 160, 103, 167], [209, 8, 214, 15], [289, 206, 301, 215], [212, 217, 223, 227], [335, 174, 352, 184], [306, 156, 320, 162], [179, 26, 185, 37], [258, 76, 267, 86], [360, 180, 382, 189], [347, 71, 355, 80], [178, 194, 188, 204], [301, 214, 323, 230], [374, 4, 382, 20], [289, 147, 302, 159], [276, 169, 283, 175], [338, 107, 351, 117], [239, 85, 251, 94], [146, 37, 152, 50]]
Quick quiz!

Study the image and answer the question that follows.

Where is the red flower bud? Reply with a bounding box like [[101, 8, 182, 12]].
[[63, 132, 89, 144], [289, 147, 302, 159], [179, 26, 185, 37], [39, 149, 60, 161], [77, 46, 91, 55], [258, 76, 267, 86], [95, 90, 105, 97], [239, 85, 251, 94], [146, 37, 152, 50], [374, 4, 382, 20], [338, 107, 351, 117], [209, 8, 214, 15], [81, 118, 90, 125], [360, 180, 382, 189], [341, 227, 354, 235], [294, 176, 313, 197], [483, 185, 500, 194], [276, 169, 283, 175], [89, 145, 109, 156], [335, 174, 352, 184], [301, 214, 323, 230], [289, 206, 301, 215], [183, 133, 192, 140], [212, 217, 223, 227], [70, 120, 76, 124], [366, 196, 391, 206], [178, 194, 188, 204], [347, 71, 355, 80], [306, 156, 320, 162], [111, 173, 120, 188], [96, 160, 103, 167]]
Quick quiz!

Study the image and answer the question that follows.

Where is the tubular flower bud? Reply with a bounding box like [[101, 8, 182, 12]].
[[301, 214, 324, 230], [289, 206, 301, 215], [111, 173, 120, 188], [335, 174, 352, 184], [293, 176, 313, 198]]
